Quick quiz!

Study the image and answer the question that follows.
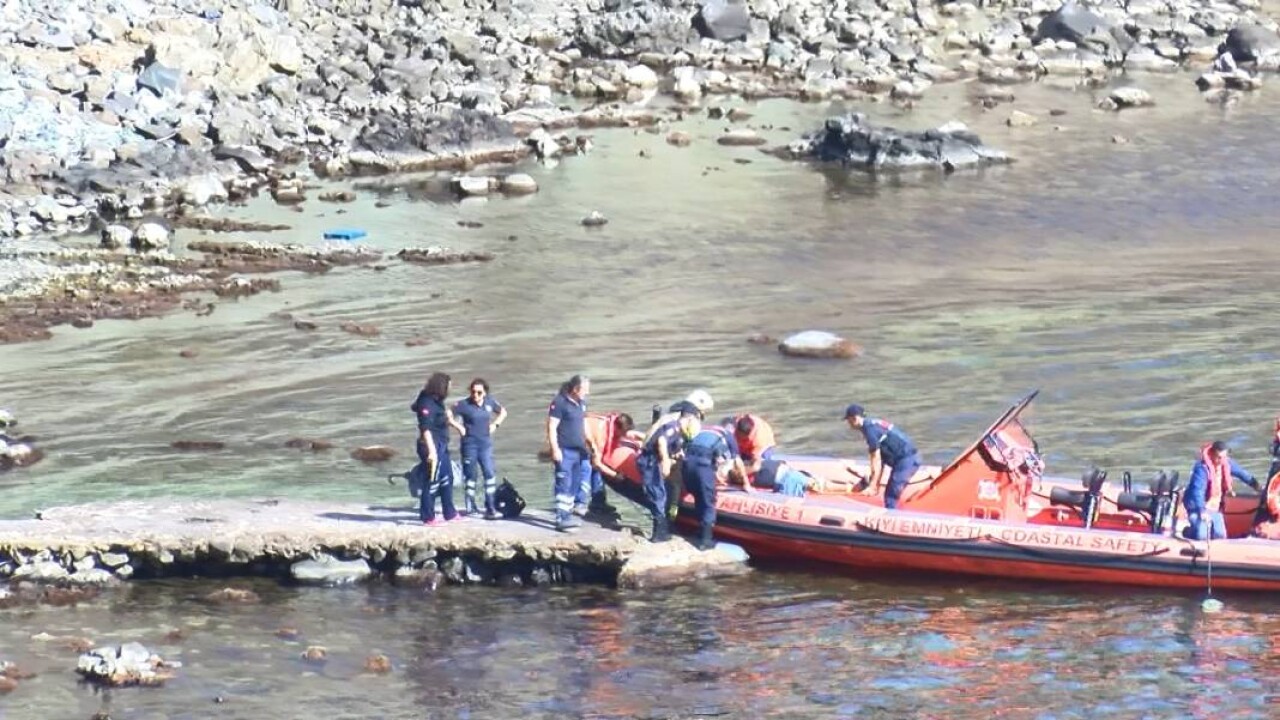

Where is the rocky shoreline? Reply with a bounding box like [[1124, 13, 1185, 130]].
[[3, 0, 1280, 340], [3, 0, 1278, 234], [0, 498, 751, 595]]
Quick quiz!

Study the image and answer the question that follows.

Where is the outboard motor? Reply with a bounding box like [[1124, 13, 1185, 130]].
[[1115, 470, 1181, 534], [1050, 467, 1108, 528]]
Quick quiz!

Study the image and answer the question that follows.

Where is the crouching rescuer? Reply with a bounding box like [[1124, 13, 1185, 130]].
[[681, 419, 748, 550]]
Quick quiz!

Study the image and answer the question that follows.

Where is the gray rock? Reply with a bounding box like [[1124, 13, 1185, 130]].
[[137, 62, 181, 97], [12, 561, 69, 582], [77, 642, 171, 686], [794, 114, 1011, 173], [453, 176, 492, 197], [213, 145, 273, 174], [68, 568, 118, 586], [290, 554, 371, 586], [181, 175, 228, 206], [131, 222, 170, 252], [269, 36, 305, 74], [694, 0, 751, 42], [1034, 3, 1120, 56], [1222, 24, 1280, 63], [97, 551, 131, 568], [500, 173, 538, 195], [777, 331, 861, 360], [1108, 86, 1154, 109]]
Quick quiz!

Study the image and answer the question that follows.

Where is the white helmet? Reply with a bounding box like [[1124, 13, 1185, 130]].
[[685, 389, 714, 413]]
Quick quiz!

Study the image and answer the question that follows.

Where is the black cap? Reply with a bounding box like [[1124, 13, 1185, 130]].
[[1210, 440, 1227, 453], [843, 404, 865, 419]]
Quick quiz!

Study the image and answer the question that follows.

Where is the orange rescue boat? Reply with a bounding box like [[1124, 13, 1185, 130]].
[[598, 391, 1280, 592]]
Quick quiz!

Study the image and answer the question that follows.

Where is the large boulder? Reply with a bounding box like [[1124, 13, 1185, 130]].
[[1034, 3, 1125, 57], [131, 222, 170, 252], [777, 331, 862, 360], [1221, 24, 1280, 63], [694, 0, 751, 42], [790, 115, 1011, 172]]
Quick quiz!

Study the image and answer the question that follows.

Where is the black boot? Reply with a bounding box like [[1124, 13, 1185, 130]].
[[651, 515, 672, 543], [696, 523, 715, 551], [588, 491, 617, 514]]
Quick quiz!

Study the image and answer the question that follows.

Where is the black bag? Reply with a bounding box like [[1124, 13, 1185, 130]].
[[493, 478, 526, 519], [389, 462, 428, 499]]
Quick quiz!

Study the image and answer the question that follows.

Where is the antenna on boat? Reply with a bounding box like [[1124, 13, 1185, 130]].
[[1202, 538, 1224, 613]]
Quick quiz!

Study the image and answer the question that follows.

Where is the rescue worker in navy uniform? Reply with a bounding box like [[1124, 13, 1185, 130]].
[[682, 419, 748, 550], [450, 378, 508, 519], [637, 408, 701, 543], [411, 372, 460, 525], [546, 374, 591, 533], [843, 404, 920, 510]]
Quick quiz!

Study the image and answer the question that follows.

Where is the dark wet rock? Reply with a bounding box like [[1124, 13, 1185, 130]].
[[667, 131, 692, 147], [351, 446, 396, 463], [274, 627, 300, 641], [786, 114, 1011, 172], [581, 211, 608, 227], [351, 110, 525, 173], [291, 554, 372, 586], [746, 333, 777, 345], [284, 437, 335, 451], [395, 247, 495, 265], [293, 320, 319, 331], [170, 440, 226, 451], [777, 331, 862, 360], [187, 239, 382, 273], [319, 191, 356, 203], [77, 643, 177, 687], [300, 646, 327, 663], [404, 336, 431, 347], [171, 216, 290, 233], [1222, 23, 1280, 63]]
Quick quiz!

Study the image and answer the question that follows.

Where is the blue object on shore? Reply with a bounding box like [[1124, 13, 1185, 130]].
[[323, 228, 367, 241]]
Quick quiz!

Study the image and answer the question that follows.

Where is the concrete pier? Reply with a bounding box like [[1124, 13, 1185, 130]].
[[0, 499, 750, 591]]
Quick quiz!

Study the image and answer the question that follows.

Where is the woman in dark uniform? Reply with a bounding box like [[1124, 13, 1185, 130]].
[[411, 372, 459, 525]]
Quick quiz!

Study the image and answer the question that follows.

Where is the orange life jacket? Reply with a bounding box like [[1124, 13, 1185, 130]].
[[734, 414, 776, 461], [1199, 443, 1233, 508], [584, 412, 618, 458]]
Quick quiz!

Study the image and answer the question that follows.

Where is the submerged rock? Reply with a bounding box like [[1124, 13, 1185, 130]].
[[76, 643, 177, 687], [787, 115, 1010, 173], [778, 331, 862, 360]]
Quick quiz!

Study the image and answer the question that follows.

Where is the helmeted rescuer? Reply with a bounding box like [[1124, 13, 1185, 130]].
[[667, 389, 715, 420], [1185, 440, 1259, 540], [843, 404, 921, 510], [637, 408, 701, 543], [451, 378, 507, 519], [411, 372, 459, 525], [546, 375, 592, 533], [681, 418, 747, 550]]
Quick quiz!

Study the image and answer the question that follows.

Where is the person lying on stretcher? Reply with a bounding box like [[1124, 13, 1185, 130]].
[[749, 457, 860, 497]]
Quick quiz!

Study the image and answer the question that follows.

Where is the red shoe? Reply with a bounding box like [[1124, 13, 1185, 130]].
[[423, 518, 446, 527]]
